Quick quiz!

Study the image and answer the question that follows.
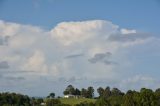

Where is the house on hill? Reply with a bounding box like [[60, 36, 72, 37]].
[[64, 94, 75, 98], [64, 94, 82, 99]]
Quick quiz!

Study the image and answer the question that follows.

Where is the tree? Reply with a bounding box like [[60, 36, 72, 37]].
[[139, 88, 157, 106], [63, 90, 69, 95], [122, 90, 135, 106], [97, 87, 104, 97], [63, 85, 75, 95], [75, 88, 81, 96], [81, 88, 88, 98], [155, 88, 160, 105], [97, 87, 111, 99], [0, 92, 31, 106], [87, 86, 94, 98], [49, 93, 55, 98], [111, 88, 123, 96], [103, 86, 111, 98]]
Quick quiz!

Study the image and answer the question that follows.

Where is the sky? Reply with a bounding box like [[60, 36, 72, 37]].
[[0, 0, 160, 97]]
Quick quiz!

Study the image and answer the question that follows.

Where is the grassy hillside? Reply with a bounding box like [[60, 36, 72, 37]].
[[59, 98, 96, 106]]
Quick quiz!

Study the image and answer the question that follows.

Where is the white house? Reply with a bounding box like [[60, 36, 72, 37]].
[[64, 94, 75, 98], [40, 102, 46, 106]]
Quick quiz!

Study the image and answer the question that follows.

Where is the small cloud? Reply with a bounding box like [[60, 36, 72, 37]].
[[65, 53, 84, 59], [121, 29, 136, 34], [0, 61, 9, 69], [88, 52, 112, 63], [88, 52, 116, 65], [108, 32, 150, 43]]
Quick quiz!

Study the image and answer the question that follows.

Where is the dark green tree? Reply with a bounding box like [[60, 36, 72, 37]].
[[81, 88, 88, 98], [97, 87, 104, 98], [63, 90, 69, 95], [87, 86, 94, 98], [103, 87, 111, 98], [122, 90, 136, 106], [63, 85, 75, 95], [139, 88, 157, 106], [155, 88, 160, 105], [111, 88, 124, 96], [48, 93, 55, 98], [75, 88, 81, 96]]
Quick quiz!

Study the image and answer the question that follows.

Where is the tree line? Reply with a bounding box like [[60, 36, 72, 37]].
[[95, 87, 160, 106], [1, 85, 160, 106], [63, 85, 94, 98], [63, 85, 160, 106], [0, 92, 30, 106]]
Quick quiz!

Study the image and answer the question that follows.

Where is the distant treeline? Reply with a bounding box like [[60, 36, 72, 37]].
[[1, 85, 160, 106], [0, 92, 31, 106], [63, 85, 160, 106]]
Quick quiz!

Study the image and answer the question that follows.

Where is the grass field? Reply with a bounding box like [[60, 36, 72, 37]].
[[59, 98, 96, 106]]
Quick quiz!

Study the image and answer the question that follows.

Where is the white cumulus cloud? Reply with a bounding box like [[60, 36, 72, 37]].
[[0, 19, 159, 96]]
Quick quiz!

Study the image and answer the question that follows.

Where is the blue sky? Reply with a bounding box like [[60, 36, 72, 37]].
[[1, 0, 160, 33], [0, 0, 160, 97]]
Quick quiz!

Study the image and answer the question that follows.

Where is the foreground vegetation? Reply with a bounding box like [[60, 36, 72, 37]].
[[60, 98, 96, 106], [1, 85, 160, 106]]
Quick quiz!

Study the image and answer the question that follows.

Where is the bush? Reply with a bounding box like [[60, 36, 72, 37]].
[[46, 99, 61, 106]]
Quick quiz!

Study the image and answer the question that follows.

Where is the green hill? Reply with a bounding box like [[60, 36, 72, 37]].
[[59, 98, 96, 106]]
